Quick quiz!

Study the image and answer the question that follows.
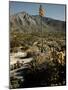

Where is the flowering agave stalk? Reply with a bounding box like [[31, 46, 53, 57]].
[[39, 5, 45, 52]]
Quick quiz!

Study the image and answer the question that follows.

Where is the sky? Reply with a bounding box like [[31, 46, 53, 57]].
[[9, 1, 66, 21]]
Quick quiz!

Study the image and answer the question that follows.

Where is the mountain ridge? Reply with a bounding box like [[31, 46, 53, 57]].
[[10, 11, 66, 34]]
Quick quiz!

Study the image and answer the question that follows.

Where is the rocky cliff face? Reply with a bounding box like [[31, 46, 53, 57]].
[[10, 11, 66, 34]]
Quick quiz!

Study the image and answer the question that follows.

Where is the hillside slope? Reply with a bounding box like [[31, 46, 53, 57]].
[[10, 11, 66, 34]]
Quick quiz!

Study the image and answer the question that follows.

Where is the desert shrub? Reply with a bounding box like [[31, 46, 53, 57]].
[[10, 78, 20, 89], [10, 54, 66, 88], [22, 60, 66, 88]]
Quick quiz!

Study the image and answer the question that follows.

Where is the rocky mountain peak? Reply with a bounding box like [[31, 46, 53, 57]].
[[10, 11, 65, 34]]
